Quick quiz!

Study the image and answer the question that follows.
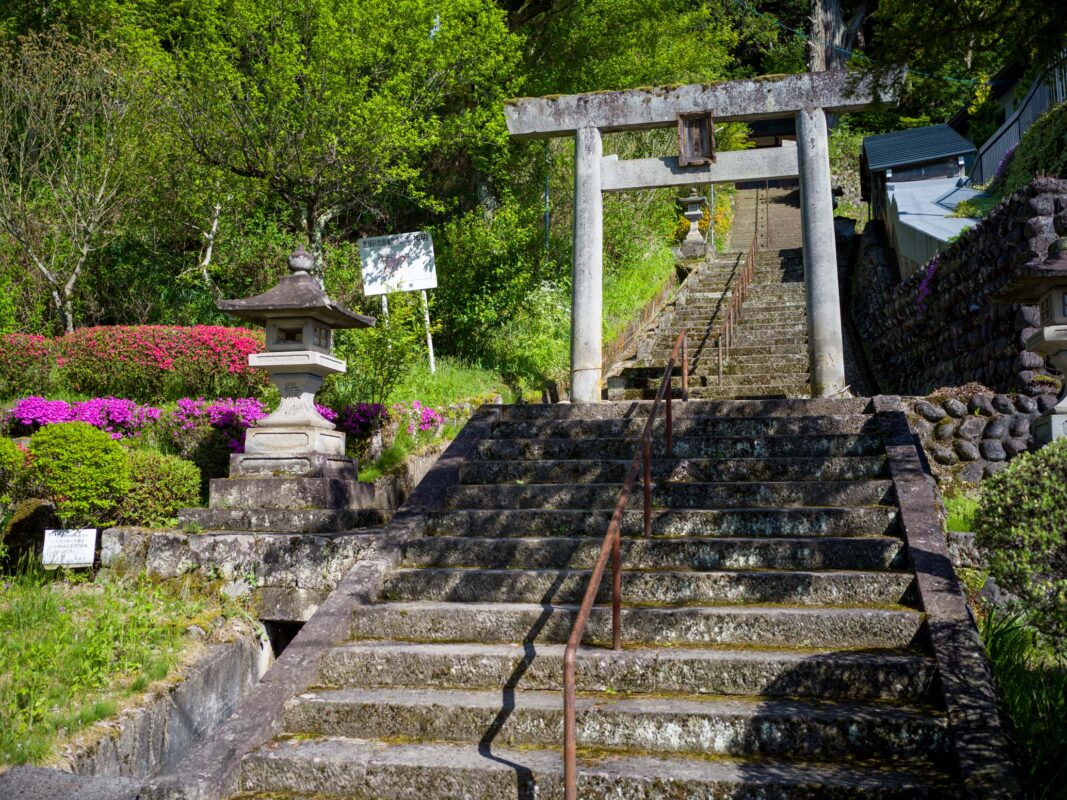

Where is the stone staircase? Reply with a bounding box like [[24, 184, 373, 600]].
[[608, 187, 811, 401], [234, 399, 958, 799]]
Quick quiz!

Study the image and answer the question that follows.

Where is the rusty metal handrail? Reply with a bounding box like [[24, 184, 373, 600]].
[[718, 186, 763, 384], [562, 329, 688, 800]]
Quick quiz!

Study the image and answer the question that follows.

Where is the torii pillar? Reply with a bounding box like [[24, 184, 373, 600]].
[[505, 71, 896, 402]]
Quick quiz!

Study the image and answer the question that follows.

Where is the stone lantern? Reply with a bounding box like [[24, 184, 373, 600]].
[[679, 192, 708, 259], [996, 238, 1067, 445], [217, 245, 375, 478]]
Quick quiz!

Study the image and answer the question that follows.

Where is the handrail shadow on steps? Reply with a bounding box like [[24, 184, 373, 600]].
[[561, 329, 688, 800]]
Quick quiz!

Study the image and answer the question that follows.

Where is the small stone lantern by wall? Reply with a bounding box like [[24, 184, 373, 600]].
[[996, 239, 1067, 445], [217, 246, 375, 478], [679, 192, 708, 259]]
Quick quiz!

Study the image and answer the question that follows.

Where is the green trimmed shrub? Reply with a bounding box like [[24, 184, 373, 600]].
[[975, 438, 1067, 654], [27, 422, 131, 527], [0, 437, 26, 508], [117, 449, 201, 528]]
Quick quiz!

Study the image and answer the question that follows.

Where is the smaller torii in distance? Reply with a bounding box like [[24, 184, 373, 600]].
[[504, 70, 898, 402]]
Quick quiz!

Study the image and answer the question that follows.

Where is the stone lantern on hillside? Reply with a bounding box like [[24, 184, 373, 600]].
[[679, 192, 708, 259], [217, 245, 375, 478], [995, 238, 1067, 445]]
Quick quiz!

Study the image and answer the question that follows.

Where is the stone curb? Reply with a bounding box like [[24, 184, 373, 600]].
[[141, 405, 500, 800], [872, 395, 1020, 799]]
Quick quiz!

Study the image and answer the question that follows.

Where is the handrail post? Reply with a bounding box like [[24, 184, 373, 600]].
[[564, 652, 577, 800], [611, 527, 621, 649], [642, 438, 652, 538], [718, 335, 723, 385], [681, 332, 689, 401], [666, 376, 673, 456]]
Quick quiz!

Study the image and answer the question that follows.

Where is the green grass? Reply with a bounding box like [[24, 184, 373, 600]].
[[0, 560, 234, 766], [602, 243, 676, 345], [387, 357, 513, 407], [944, 492, 979, 532], [980, 610, 1067, 798]]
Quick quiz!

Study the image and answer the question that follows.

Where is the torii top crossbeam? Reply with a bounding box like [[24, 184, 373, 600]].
[[504, 71, 889, 139]]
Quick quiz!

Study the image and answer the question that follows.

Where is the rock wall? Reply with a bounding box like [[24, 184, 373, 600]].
[[903, 390, 1057, 484], [852, 178, 1067, 397]]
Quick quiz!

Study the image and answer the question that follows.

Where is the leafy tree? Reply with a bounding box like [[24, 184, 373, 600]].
[[0, 32, 162, 331], [514, 0, 738, 96], [170, 0, 520, 275]]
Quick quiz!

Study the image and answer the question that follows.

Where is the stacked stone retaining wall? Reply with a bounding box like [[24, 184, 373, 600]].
[[852, 177, 1067, 397], [903, 391, 1057, 484]]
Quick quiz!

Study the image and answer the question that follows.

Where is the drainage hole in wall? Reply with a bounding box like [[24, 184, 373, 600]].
[[262, 620, 304, 658]]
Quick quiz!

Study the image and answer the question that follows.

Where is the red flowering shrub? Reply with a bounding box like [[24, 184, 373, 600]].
[[0, 334, 54, 399], [59, 325, 267, 402]]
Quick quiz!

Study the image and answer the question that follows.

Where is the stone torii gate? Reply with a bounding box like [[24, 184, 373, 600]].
[[504, 70, 896, 402]]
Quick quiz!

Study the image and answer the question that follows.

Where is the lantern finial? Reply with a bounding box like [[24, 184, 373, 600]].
[[288, 245, 314, 275]]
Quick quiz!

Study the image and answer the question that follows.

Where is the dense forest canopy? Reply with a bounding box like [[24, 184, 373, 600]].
[[0, 0, 1061, 382]]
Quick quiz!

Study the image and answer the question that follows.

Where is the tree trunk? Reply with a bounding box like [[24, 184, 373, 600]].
[[308, 206, 337, 281]]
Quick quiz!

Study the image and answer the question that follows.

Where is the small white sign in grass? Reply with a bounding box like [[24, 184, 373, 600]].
[[42, 528, 97, 569]]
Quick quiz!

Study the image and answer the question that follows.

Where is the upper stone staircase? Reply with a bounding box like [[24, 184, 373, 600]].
[[235, 398, 960, 799], [608, 186, 811, 400]]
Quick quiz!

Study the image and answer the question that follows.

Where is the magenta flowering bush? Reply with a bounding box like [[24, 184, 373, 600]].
[[392, 400, 445, 435], [334, 403, 388, 438], [7, 396, 161, 439], [915, 254, 940, 314], [169, 397, 267, 454]]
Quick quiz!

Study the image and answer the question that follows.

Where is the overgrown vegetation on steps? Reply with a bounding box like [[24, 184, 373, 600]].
[[0, 559, 252, 767]]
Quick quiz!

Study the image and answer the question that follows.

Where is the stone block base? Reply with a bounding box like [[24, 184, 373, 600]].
[[681, 239, 707, 259], [1032, 412, 1067, 445], [177, 507, 389, 533], [230, 451, 358, 480], [208, 477, 377, 511], [244, 425, 345, 457]]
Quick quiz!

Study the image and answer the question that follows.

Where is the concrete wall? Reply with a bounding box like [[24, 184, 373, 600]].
[[59, 631, 271, 781], [852, 177, 1067, 396]]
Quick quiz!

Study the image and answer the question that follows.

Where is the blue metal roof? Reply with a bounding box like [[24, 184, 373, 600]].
[[862, 124, 975, 172]]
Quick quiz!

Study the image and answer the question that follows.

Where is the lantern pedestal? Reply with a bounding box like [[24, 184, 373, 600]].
[[1026, 328, 1067, 445]]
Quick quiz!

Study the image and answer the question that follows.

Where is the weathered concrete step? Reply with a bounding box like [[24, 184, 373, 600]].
[[402, 535, 906, 572], [611, 373, 809, 390], [349, 602, 923, 649], [423, 507, 896, 538], [460, 455, 889, 485], [319, 641, 934, 703], [177, 507, 390, 533], [445, 480, 895, 510], [647, 336, 807, 355], [207, 477, 377, 511], [281, 688, 949, 764], [240, 738, 958, 800], [476, 434, 883, 461], [607, 386, 811, 401], [491, 414, 874, 438], [681, 387, 810, 401], [623, 354, 809, 371], [488, 399, 870, 420], [382, 567, 915, 607]]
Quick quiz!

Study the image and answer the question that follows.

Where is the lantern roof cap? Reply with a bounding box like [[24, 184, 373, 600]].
[[994, 238, 1067, 303], [216, 246, 375, 329]]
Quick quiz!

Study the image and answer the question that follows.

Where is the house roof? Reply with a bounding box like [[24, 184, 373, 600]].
[[862, 124, 975, 172]]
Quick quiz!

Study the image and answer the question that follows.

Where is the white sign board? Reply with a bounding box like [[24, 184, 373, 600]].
[[358, 231, 437, 296], [42, 528, 97, 570]]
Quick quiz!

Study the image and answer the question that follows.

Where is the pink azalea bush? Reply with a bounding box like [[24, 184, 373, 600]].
[[58, 325, 267, 402], [0, 334, 53, 399]]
